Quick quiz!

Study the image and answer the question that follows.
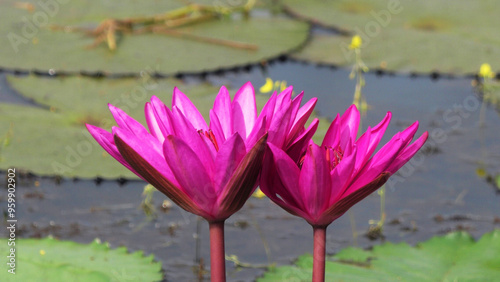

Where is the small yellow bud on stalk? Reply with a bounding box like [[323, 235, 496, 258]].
[[348, 35, 362, 50]]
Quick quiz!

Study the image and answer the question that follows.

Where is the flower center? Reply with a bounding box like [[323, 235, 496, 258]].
[[325, 145, 344, 170], [199, 129, 219, 152], [297, 145, 344, 170]]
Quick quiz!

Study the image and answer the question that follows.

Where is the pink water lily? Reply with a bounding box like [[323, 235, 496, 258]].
[[86, 82, 318, 282], [87, 101, 266, 223], [260, 104, 428, 282]]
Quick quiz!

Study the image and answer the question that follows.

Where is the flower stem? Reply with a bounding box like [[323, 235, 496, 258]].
[[312, 226, 327, 282], [209, 221, 226, 282]]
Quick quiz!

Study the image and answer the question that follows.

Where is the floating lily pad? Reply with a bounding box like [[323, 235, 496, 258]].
[[285, 0, 500, 74], [1, 75, 321, 178], [258, 229, 500, 281], [0, 0, 308, 75], [0, 237, 162, 281]]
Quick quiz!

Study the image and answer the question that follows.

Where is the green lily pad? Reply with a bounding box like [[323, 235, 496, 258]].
[[285, 0, 500, 74], [0, 237, 162, 281], [258, 229, 500, 281], [0, 0, 308, 75]]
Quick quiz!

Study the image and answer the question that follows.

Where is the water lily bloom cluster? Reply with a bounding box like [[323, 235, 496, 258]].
[[87, 82, 317, 221], [87, 82, 427, 282]]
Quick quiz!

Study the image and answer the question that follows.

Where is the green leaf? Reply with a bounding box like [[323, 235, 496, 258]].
[[0, 0, 308, 75], [258, 229, 500, 281], [0, 237, 162, 281], [285, 0, 500, 74]]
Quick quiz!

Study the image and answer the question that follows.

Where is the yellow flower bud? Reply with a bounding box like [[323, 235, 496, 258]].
[[259, 78, 274, 93], [479, 63, 495, 78], [348, 35, 362, 50]]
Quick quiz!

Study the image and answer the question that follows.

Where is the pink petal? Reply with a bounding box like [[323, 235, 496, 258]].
[[199, 129, 218, 161], [110, 113, 164, 156], [86, 124, 142, 179], [399, 121, 419, 148], [267, 99, 293, 148], [217, 134, 267, 220], [232, 82, 257, 138], [260, 148, 312, 221], [260, 146, 311, 222], [299, 144, 332, 217], [209, 109, 226, 145], [108, 104, 149, 136], [144, 96, 173, 143], [289, 90, 303, 126], [114, 133, 206, 218], [257, 92, 277, 130], [287, 97, 317, 147], [322, 113, 341, 148], [172, 87, 208, 131], [113, 127, 177, 184], [354, 111, 392, 171], [369, 124, 419, 169], [329, 146, 357, 205], [275, 86, 293, 110], [386, 131, 429, 173], [213, 133, 246, 195], [170, 107, 216, 173], [353, 126, 371, 170], [347, 138, 405, 195], [364, 134, 404, 171], [245, 115, 267, 149], [145, 103, 163, 141], [163, 135, 215, 213], [294, 97, 317, 125], [339, 104, 360, 147], [213, 86, 233, 139], [316, 172, 390, 227], [286, 118, 319, 162], [265, 143, 307, 212]]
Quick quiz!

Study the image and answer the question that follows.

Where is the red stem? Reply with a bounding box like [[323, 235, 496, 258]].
[[209, 221, 226, 282], [312, 226, 327, 282]]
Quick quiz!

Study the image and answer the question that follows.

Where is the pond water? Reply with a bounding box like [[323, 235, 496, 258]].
[[1, 61, 500, 281]]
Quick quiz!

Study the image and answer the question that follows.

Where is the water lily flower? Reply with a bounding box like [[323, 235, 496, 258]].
[[260, 105, 428, 282], [86, 82, 318, 282]]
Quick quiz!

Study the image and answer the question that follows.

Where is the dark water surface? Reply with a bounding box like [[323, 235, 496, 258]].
[[1, 62, 500, 281]]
